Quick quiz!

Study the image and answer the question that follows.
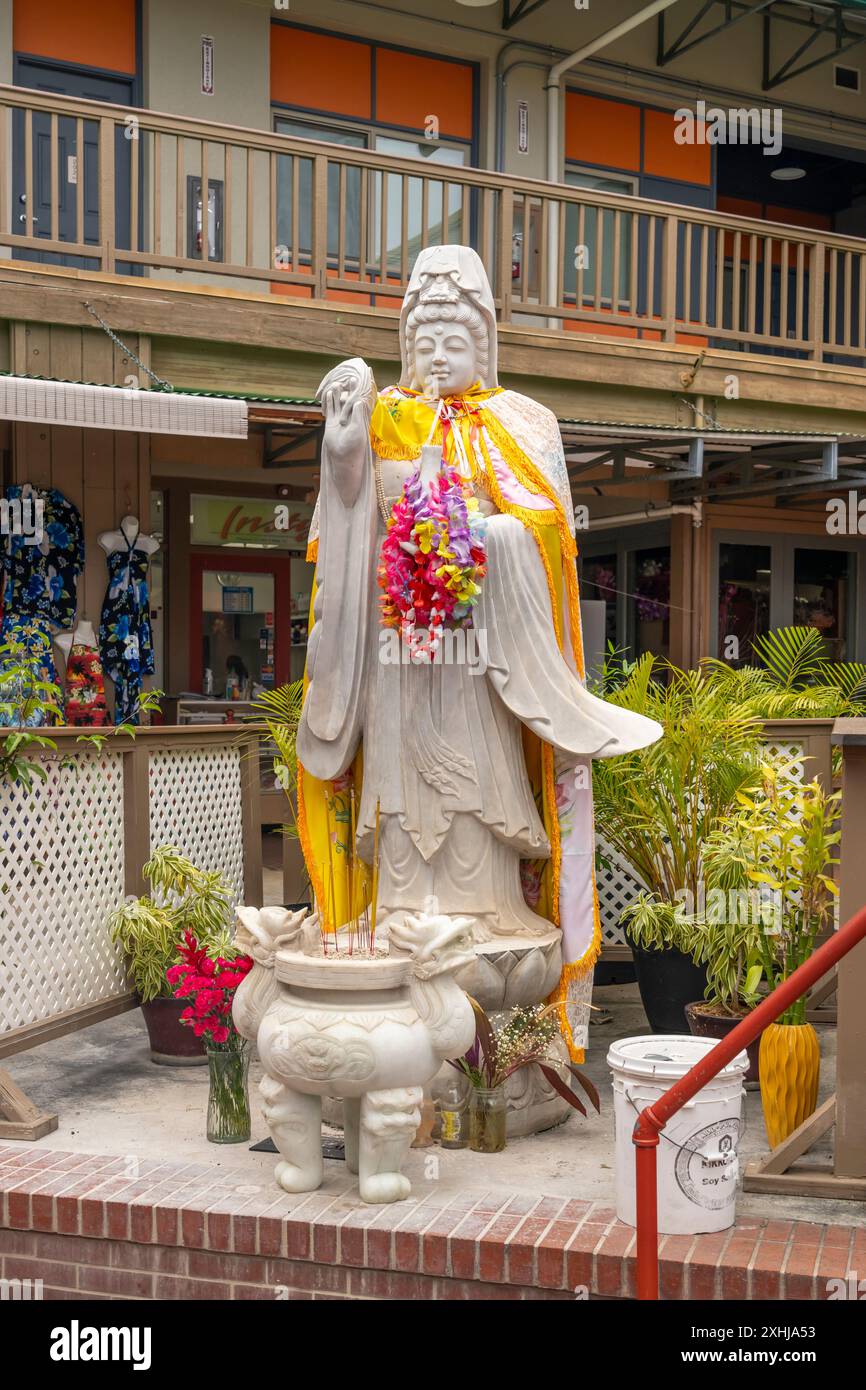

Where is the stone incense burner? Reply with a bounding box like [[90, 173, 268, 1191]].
[[233, 906, 476, 1203]]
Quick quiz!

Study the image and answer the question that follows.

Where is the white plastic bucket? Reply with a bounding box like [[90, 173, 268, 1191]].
[[607, 1034, 749, 1235]]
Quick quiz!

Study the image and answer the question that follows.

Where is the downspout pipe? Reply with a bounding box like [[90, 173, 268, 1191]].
[[545, 0, 683, 312]]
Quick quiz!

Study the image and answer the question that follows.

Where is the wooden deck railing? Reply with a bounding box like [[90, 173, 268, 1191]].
[[1, 82, 865, 362]]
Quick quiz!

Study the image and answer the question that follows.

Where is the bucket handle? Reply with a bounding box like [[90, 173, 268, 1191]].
[[624, 1086, 747, 1157]]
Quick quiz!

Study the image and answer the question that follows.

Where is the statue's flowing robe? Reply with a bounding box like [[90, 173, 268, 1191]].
[[298, 380, 659, 1059]]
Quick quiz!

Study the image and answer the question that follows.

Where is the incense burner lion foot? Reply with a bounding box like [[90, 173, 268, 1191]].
[[234, 911, 476, 1204]]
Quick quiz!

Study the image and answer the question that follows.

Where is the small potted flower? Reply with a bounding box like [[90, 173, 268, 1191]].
[[108, 846, 237, 1065], [450, 1002, 600, 1153], [167, 930, 254, 1143]]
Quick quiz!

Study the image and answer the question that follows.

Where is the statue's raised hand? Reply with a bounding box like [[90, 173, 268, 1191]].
[[318, 359, 376, 507]]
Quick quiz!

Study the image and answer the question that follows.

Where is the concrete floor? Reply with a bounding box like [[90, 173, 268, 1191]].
[[6, 983, 863, 1230]]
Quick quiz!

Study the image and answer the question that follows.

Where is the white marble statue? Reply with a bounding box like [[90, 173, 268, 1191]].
[[234, 908, 476, 1202], [296, 245, 660, 1059]]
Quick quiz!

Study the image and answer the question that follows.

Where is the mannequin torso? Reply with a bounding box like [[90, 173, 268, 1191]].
[[98, 514, 159, 557]]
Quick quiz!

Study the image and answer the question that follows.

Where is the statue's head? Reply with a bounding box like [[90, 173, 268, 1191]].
[[400, 245, 498, 395]]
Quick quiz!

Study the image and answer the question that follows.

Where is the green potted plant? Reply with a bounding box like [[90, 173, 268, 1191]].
[[594, 655, 763, 1032], [695, 763, 840, 1146], [108, 845, 236, 1065]]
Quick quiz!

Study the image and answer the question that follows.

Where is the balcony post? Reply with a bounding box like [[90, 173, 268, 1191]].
[[662, 213, 678, 342], [808, 241, 825, 361], [312, 154, 329, 300], [497, 187, 514, 324], [99, 115, 116, 275]]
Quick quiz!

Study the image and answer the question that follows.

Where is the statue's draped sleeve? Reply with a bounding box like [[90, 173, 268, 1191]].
[[297, 361, 379, 781]]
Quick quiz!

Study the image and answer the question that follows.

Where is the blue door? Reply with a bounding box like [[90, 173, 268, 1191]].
[[13, 59, 135, 272]]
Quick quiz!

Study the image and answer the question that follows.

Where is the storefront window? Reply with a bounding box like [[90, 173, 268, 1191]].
[[581, 553, 618, 652], [631, 546, 670, 660], [201, 571, 276, 697], [718, 542, 771, 666], [793, 547, 853, 661]]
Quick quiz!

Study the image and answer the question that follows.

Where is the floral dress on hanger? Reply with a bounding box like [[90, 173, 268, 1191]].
[[0, 485, 84, 726], [99, 528, 155, 725]]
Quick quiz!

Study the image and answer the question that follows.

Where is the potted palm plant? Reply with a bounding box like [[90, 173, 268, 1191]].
[[705, 625, 866, 721], [108, 845, 237, 1064], [594, 656, 764, 1032], [693, 764, 840, 1147]]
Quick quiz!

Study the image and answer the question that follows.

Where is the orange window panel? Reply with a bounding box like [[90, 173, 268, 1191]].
[[644, 108, 711, 185], [271, 26, 372, 120], [565, 92, 640, 171], [14, 0, 136, 75], [766, 205, 832, 231], [375, 49, 474, 139], [716, 195, 762, 220]]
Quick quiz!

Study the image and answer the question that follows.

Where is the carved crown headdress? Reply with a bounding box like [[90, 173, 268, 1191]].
[[399, 245, 499, 389]]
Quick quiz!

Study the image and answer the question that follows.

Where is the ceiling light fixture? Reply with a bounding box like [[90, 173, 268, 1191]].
[[770, 166, 807, 181]]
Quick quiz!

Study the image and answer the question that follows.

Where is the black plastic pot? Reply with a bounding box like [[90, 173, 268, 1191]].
[[685, 1001, 763, 1087], [140, 997, 207, 1066], [627, 936, 708, 1034]]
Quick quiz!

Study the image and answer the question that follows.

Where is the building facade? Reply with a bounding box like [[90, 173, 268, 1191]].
[[3, 0, 866, 704]]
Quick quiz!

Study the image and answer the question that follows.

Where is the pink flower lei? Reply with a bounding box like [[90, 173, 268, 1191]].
[[378, 458, 487, 663]]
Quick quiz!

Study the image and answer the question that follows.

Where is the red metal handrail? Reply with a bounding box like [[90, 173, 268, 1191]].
[[632, 901, 866, 1300]]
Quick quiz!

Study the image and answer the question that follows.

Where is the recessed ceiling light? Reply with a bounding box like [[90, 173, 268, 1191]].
[[770, 166, 807, 181]]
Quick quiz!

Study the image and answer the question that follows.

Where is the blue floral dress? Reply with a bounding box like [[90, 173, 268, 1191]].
[[99, 530, 155, 725], [0, 485, 84, 726]]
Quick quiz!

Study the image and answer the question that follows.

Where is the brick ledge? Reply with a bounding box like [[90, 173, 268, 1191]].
[[1, 1146, 862, 1300]]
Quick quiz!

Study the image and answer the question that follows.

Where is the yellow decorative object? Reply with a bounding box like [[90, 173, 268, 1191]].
[[759, 1022, 820, 1149]]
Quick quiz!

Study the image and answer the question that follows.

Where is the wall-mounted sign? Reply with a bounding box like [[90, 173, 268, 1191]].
[[201, 36, 214, 96], [222, 586, 253, 615], [190, 494, 314, 551], [518, 101, 529, 155]]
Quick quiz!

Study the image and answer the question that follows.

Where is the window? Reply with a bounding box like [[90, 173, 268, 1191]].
[[714, 534, 865, 664], [186, 176, 223, 262], [271, 29, 476, 288], [581, 553, 618, 654], [274, 118, 367, 264], [273, 116, 470, 279], [564, 168, 637, 306], [718, 542, 772, 666], [793, 547, 854, 661], [580, 524, 670, 664], [373, 136, 467, 273]]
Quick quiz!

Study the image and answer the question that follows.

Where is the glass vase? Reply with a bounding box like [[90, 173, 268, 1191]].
[[439, 1072, 470, 1150], [469, 1086, 507, 1153], [206, 1044, 251, 1144]]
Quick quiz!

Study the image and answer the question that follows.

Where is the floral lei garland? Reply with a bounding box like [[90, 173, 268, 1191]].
[[378, 461, 487, 662]]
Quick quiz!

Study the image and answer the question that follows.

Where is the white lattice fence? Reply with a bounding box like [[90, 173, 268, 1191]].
[[1, 728, 259, 1054], [597, 726, 831, 952], [0, 749, 128, 1035], [148, 744, 246, 907]]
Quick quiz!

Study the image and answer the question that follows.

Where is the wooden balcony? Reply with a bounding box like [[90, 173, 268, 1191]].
[[1, 82, 866, 370]]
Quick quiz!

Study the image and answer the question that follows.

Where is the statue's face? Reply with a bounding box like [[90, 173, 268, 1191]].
[[411, 320, 479, 397]]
